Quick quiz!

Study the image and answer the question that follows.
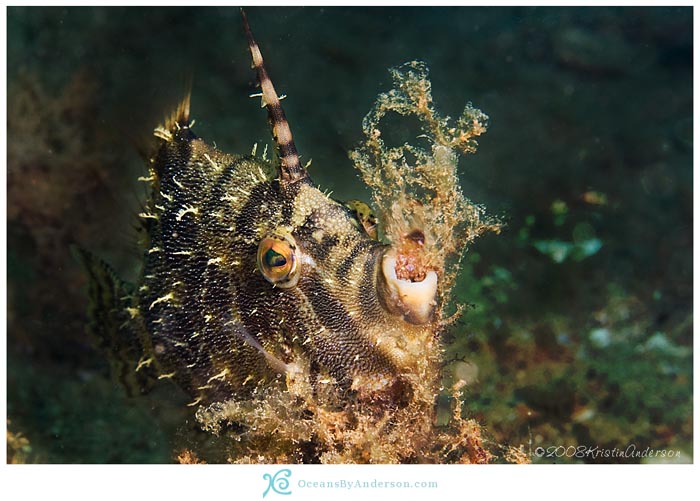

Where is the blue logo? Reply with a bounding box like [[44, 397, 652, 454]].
[[262, 468, 292, 498]]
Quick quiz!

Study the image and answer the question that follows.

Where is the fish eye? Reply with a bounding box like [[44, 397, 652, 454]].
[[257, 232, 300, 288], [345, 199, 378, 240]]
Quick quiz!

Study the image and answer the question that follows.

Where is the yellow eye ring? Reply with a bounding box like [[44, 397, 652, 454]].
[[257, 232, 300, 288]]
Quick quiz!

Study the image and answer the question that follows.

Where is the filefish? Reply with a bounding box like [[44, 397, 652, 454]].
[[77, 11, 494, 463]]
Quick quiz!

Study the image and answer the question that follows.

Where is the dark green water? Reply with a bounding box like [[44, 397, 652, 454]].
[[7, 6, 692, 463]]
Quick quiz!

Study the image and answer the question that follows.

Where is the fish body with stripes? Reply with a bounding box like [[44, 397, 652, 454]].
[[78, 10, 494, 463]]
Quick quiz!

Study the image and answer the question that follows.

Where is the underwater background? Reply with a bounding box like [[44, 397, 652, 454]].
[[6, 6, 692, 463]]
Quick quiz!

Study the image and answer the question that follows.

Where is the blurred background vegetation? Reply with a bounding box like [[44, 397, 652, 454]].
[[6, 6, 692, 463]]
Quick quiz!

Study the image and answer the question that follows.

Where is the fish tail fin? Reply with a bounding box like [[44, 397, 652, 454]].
[[72, 246, 158, 396]]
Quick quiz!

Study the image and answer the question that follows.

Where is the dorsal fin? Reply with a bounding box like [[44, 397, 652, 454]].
[[163, 86, 192, 133], [118, 78, 193, 168], [241, 9, 308, 186], [154, 78, 193, 143]]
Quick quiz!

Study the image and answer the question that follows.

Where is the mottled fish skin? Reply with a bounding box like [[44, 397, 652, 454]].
[[125, 13, 439, 407]]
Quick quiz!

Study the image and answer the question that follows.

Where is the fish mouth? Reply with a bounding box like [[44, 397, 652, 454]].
[[378, 249, 438, 325]]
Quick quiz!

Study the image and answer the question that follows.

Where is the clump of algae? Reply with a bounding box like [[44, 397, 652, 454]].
[[195, 371, 494, 463], [350, 61, 499, 298], [7, 420, 33, 464], [189, 62, 507, 464]]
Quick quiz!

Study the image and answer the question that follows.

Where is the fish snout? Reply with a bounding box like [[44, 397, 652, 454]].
[[378, 250, 438, 325]]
